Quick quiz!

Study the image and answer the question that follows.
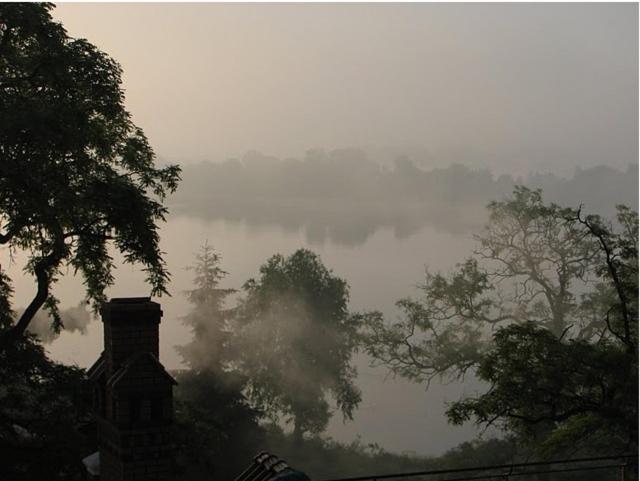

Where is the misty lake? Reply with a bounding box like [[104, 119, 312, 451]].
[[11, 209, 490, 455], [3, 4, 637, 478]]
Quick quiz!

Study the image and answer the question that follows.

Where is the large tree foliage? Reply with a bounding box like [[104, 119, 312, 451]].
[[0, 3, 180, 342], [362, 187, 602, 384], [234, 249, 361, 440], [361, 187, 637, 452], [447, 206, 638, 453]]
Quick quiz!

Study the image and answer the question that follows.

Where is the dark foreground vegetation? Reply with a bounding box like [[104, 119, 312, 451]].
[[0, 3, 636, 481]]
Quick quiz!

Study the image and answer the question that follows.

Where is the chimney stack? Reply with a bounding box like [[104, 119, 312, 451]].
[[101, 297, 162, 377], [87, 297, 176, 481]]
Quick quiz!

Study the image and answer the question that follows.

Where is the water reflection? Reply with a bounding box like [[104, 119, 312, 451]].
[[171, 152, 637, 247], [171, 199, 487, 247]]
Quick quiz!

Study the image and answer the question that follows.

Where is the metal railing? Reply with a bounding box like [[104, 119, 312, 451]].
[[319, 454, 638, 481]]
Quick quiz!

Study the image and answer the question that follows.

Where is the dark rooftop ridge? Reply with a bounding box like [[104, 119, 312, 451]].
[[109, 297, 152, 304]]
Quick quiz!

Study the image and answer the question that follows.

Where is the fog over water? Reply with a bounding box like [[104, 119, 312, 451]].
[[2, 2, 636, 456]]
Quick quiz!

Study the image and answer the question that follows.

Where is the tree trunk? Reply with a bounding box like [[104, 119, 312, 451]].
[[0, 260, 51, 349]]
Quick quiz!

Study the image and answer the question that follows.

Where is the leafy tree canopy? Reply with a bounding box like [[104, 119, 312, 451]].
[[361, 187, 638, 453], [0, 3, 180, 342], [361, 187, 604, 383], [234, 249, 361, 440]]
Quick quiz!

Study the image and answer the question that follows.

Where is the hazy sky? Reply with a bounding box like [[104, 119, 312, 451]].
[[53, 3, 638, 176]]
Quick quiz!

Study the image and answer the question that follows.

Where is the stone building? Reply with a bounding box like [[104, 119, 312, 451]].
[[85, 297, 176, 480]]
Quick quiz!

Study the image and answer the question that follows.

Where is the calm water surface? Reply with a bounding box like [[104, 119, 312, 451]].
[[6, 212, 489, 455]]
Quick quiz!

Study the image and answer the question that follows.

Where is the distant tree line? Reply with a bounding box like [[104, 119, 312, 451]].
[[172, 150, 637, 246], [174, 149, 637, 216]]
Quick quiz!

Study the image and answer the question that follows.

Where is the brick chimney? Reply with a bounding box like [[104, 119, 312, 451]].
[[101, 297, 162, 377], [87, 297, 176, 481]]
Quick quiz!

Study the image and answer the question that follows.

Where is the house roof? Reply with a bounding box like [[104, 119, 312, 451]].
[[87, 352, 105, 383], [88, 350, 177, 389], [106, 351, 177, 389]]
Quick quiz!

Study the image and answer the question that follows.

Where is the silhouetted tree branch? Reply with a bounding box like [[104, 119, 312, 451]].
[[0, 4, 181, 346]]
